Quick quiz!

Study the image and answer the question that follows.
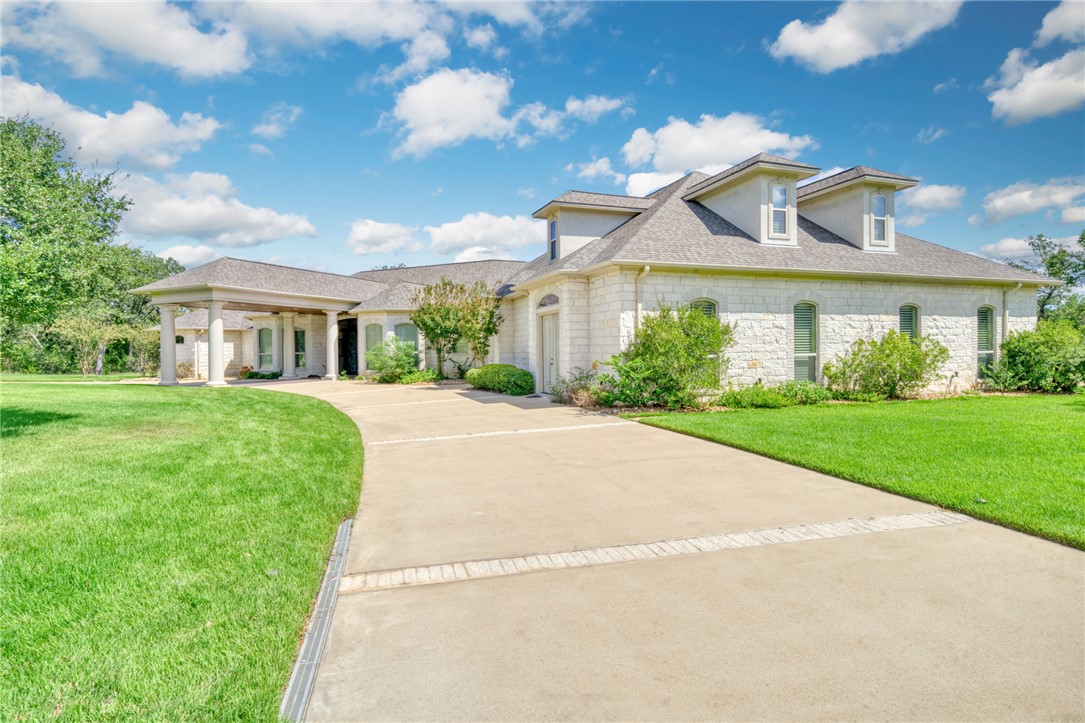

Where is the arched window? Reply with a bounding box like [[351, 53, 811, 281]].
[[872, 194, 888, 243], [977, 307, 995, 377], [538, 293, 559, 307], [899, 304, 919, 341], [689, 298, 718, 317], [258, 328, 272, 369], [793, 302, 817, 382], [770, 184, 788, 236], [175, 335, 184, 344], [394, 323, 419, 349]]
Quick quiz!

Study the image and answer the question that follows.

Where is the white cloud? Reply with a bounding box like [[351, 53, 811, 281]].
[[564, 94, 625, 122], [4, 1, 249, 78], [516, 187, 536, 199], [117, 172, 316, 247], [900, 184, 966, 211], [159, 244, 218, 268], [916, 125, 950, 144], [249, 143, 273, 157], [1035, 0, 1085, 46], [972, 177, 1085, 224], [770, 1, 962, 73], [252, 102, 303, 139], [933, 77, 959, 93], [1, 75, 220, 170], [442, 2, 590, 34], [986, 47, 1085, 125], [1061, 206, 1085, 224], [569, 157, 626, 186], [464, 23, 497, 49], [621, 112, 816, 174], [344, 219, 420, 254], [797, 166, 846, 188], [378, 30, 452, 84], [625, 171, 684, 197], [979, 234, 1079, 259], [425, 212, 543, 260]]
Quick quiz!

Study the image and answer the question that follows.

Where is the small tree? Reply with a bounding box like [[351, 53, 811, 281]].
[[51, 312, 122, 376], [1004, 232, 1085, 320], [410, 278, 465, 376], [459, 281, 503, 366], [126, 326, 160, 376]]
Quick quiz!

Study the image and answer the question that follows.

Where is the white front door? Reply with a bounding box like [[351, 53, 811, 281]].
[[541, 314, 559, 392]]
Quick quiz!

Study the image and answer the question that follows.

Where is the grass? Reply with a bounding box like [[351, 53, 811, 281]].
[[638, 394, 1085, 549], [0, 384, 364, 721], [0, 372, 147, 382]]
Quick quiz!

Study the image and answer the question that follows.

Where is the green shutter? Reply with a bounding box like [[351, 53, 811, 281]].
[[977, 307, 994, 377], [899, 305, 918, 340], [794, 303, 817, 382]]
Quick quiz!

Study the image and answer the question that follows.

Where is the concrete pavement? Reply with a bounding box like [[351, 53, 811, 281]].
[[260, 380, 1084, 721]]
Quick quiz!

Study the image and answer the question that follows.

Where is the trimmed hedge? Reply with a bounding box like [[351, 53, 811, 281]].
[[465, 364, 534, 396], [241, 370, 282, 380]]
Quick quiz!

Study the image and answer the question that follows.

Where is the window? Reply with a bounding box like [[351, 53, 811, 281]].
[[689, 299, 718, 317], [258, 328, 272, 369], [294, 329, 306, 368], [899, 304, 919, 341], [548, 219, 557, 260], [175, 335, 184, 344], [453, 338, 469, 354], [394, 323, 418, 349], [770, 184, 788, 236], [872, 194, 887, 243], [977, 307, 994, 378], [794, 302, 817, 382]]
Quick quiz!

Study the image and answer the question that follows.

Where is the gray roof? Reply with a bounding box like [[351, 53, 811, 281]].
[[135, 257, 387, 301], [513, 172, 1048, 287], [798, 165, 918, 198], [163, 309, 253, 331], [351, 259, 526, 287], [536, 190, 654, 214], [684, 153, 819, 198], [350, 281, 425, 312]]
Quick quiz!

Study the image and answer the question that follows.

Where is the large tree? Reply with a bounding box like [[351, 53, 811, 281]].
[[1006, 232, 1085, 319]]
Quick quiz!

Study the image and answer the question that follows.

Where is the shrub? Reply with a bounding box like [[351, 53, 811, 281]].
[[775, 380, 833, 405], [399, 368, 440, 384], [551, 367, 600, 407], [979, 358, 1021, 392], [719, 384, 793, 409], [465, 364, 535, 395], [449, 357, 474, 380], [822, 330, 949, 399], [365, 338, 420, 383], [595, 302, 734, 409], [999, 320, 1085, 392], [241, 370, 282, 380], [176, 361, 194, 379]]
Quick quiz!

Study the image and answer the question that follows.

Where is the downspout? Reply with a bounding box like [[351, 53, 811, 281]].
[[1002, 282, 1022, 351], [634, 265, 651, 329]]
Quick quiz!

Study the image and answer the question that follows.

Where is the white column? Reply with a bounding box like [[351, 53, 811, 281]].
[[271, 315, 283, 372], [207, 302, 226, 387], [355, 315, 365, 375], [282, 313, 296, 378], [324, 310, 338, 379], [158, 304, 178, 386]]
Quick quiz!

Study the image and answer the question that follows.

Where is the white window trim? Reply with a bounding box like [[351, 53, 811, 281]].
[[871, 193, 889, 246], [768, 183, 789, 239]]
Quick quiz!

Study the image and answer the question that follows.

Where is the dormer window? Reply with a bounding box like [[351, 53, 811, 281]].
[[872, 194, 887, 244], [548, 219, 557, 260], [770, 184, 788, 236]]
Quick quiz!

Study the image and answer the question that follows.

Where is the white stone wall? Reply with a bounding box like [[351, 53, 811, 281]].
[[496, 297, 530, 370], [175, 329, 251, 379]]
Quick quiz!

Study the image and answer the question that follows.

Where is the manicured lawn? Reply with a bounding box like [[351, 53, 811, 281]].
[[638, 394, 1085, 549], [0, 384, 363, 720], [0, 372, 147, 382]]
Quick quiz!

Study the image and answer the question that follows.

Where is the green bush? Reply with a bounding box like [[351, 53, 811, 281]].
[[823, 330, 949, 399], [719, 384, 793, 409], [979, 358, 1022, 392], [465, 364, 535, 395], [365, 338, 420, 383], [399, 368, 440, 384], [775, 380, 833, 405], [241, 370, 282, 380], [551, 367, 600, 406], [999, 320, 1085, 392], [594, 302, 734, 409]]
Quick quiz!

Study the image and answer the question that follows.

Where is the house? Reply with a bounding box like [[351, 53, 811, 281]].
[[135, 153, 1050, 391]]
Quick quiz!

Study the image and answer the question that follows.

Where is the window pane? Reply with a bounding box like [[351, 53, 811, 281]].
[[873, 219, 886, 242], [794, 356, 816, 382], [295, 352, 306, 368], [549, 220, 556, 240], [258, 328, 272, 353], [873, 194, 886, 217], [771, 184, 787, 208], [365, 324, 382, 351], [175, 335, 184, 344], [772, 209, 787, 235], [294, 329, 305, 353], [395, 323, 418, 349], [550, 239, 557, 260]]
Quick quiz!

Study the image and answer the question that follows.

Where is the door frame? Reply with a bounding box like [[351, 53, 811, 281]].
[[538, 309, 559, 394]]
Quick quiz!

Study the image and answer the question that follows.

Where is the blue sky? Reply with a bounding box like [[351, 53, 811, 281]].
[[2, 1, 1083, 272]]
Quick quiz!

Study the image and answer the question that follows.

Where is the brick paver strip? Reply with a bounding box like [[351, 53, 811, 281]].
[[339, 511, 972, 595]]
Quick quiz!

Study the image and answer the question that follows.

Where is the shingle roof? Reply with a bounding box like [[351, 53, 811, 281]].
[[546, 190, 654, 210], [350, 281, 425, 312], [161, 309, 253, 331], [684, 153, 819, 198], [514, 172, 1048, 286], [134, 257, 387, 301], [351, 259, 526, 288], [798, 165, 917, 198]]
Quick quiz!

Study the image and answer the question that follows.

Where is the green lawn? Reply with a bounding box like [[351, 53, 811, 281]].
[[0, 384, 364, 720], [638, 394, 1085, 549], [0, 372, 147, 382]]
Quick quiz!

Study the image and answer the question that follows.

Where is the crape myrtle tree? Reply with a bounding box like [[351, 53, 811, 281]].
[[0, 116, 182, 374], [410, 278, 503, 375]]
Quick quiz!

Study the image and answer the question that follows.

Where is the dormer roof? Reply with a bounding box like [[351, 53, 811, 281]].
[[532, 190, 654, 219], [683, 153, 820, 200], [798, 166, 918, 201]]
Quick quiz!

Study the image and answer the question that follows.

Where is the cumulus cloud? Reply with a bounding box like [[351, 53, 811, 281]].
[[1, 75, 220, 170], [979, 234, 1079, 260], [985, 47, 1085, 125], [970, 177, 1085, 225], [897, 183, 966, 227], [249, 143, 273, 157], [568, 157, 626, 186], [464, 23, 497, 50], [1035, 0, 1085, 47], [425, 212, 543, 261], [391, 68, 627, 156], [625, 172, 684, 197], [916, 125, 950, 144], [3, 1, 249, 78], [344, 219, 421, 254], [377, 30, 452, 84], [1063, 206, 1085, 224], [621, 112, 816, 174], [769, 1, 962, 73], [252, 102, 303, 139], [117, 172, 316, 247], [159, 244, 219, 268]]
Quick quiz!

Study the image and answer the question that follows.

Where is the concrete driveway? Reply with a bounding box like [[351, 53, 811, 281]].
[[266, 380, 1083, 721]]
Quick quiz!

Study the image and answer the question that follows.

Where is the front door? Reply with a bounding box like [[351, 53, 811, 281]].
[[541, 314, 559, 392], [338, 321, 358, 376]]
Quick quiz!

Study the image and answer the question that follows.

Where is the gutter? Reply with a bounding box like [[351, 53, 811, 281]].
[[634, 265, 651, 328], [1002, 282, 1023, 350]]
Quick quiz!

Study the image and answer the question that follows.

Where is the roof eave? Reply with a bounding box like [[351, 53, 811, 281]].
[[532, 201, 647, 219], [684, 162, 820, 201], [798, 175, 918, 203]]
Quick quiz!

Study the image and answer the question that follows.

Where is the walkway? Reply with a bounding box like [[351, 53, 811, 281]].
[[260, 380, 1083, 721]]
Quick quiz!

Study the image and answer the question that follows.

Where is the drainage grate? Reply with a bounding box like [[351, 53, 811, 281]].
[[280, 518, 352, 721]]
